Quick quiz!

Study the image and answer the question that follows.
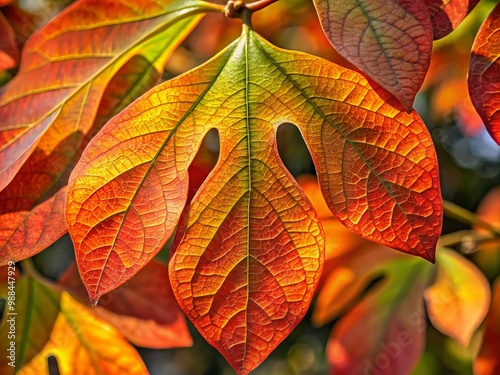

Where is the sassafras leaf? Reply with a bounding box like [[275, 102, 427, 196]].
[[66, 25, 442, 374]]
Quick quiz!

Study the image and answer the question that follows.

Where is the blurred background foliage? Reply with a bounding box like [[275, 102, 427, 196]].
[[1, 0, 500, 374]]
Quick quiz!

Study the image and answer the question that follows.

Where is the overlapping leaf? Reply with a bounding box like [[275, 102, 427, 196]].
[[306, 178, 432, 374], [324, 249, 431, 375], [66, 23, 441, 373], [424, 247, 490, 346], [475, 278, 500, 375], [469, 2, 500, 145], [60, 259, 192, 349], [0, 272, 60, 373], [312, 0, 433, 112], [0, 272, 148, 375], [304, 180, 486, 375], [0, 0, 210, 265], [423, 0, 479, 39]]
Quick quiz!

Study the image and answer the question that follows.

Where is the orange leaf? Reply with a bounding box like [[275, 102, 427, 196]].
[[60, 260, 192, 349], [0, 2, 206, 264], [476, 185, 500, 230], [67, 25, 441, 373], [0, 271, 148, 374], [0, 273, 60, 373], [0, 0, 210, 192], [424, 247, 490, 346], [0, 13, 18, 72], [423, 0, 479, 40], [469, 2, 500, 145], [322, 247, 432, 375], [18, 292, 148, 375], [475, 277, 500, 375], [299, 175, 369, 261], [312, 0, 433, 111]]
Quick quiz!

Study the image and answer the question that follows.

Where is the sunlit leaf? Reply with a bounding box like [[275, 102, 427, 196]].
[[475, 278, 500, 375], [469, 2, 500, 145], [0, 269, 148, 374], [424, 247, 490, 346], [323, 246, 432, 375], [67, 24, 441, 374], [0, 0, 213, 191], [299, 176, 366, 260], [312, 0, 433, 111], [60, 260, 192, 349], [423, 0, 479, 39], [476, 186, 500, 231], [0, 12, 18, 73], [472, 186, 500, 277], [18, 292, 148, 375], [0, 1, 208, 265], [0, 274, 60, 374]]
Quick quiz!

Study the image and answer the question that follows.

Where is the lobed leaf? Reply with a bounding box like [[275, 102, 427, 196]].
[[67, 25, 441, 373], [423, 0, 479, 39], [475, 278, 500, 375], [312, 0, 433, 112], [0, 0, 208, 265], [60, 260, 192, 349], [469, 2, 500, 145], [424, 247, 490, 346]]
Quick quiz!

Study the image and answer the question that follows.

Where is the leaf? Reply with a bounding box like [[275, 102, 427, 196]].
[[312, 0, 433, 112], [424, 248, 490, 346], [60, 259, 192, 349], [0, 1, 207, 265], [0, 12, 18, 72], [475, 277, 500, 375], [322, 246, 432, 375], [66, 25, 441, 374], [299, 175, 368, 261], [18, 292, 148, 375], [423, 0, 480, 40], [469, 2, 500, 145], [0, 0, 213, 193], [0, 273, 60, 373], [476, 185, 500, 231]]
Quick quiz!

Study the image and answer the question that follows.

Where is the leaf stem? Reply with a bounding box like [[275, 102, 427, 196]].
[[245, 0, 280, 12], [443, 200, 500, 237], [437, 229, 499, 254], [224, 0, 278, 18], [203, 1, 226, 13]]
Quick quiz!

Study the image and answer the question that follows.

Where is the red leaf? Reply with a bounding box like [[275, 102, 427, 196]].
[[469, 2, 500, 145], [0, 0, 207, 192], [302, 93, 442, 262], [60, 260, 192, 349], [475, 278, 500, 375], [423, 0, 479, 39], [0, 1, 205, 264], [312, 0, 433, 112]]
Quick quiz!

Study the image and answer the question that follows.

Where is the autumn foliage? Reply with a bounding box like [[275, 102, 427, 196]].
[[0, 0, 499, 374]]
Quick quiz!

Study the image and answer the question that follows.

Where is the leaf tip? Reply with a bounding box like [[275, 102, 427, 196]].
[[426, 251, 436, 264]]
